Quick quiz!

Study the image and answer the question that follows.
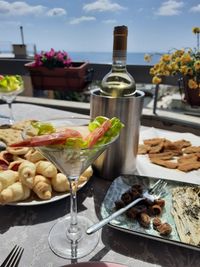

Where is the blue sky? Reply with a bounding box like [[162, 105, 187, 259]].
[[0, 0, 200, 53]]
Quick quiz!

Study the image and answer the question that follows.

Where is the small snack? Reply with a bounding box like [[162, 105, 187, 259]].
[[11, 120, 36, 131], [51, 173, 69, 192], [138, 144, 150, 155], [177, 161, 200, 172], [18, 160, 36, 189], [0, 157, 9, 170], [138, 212, 151, 228], [148, 142, 164, 154], [178, 154, 198, 164], [8, 159, 25, 171], [0, 150, 14, 163], [126, 207, 139, 219], [143, 138, 165, 146], [148, 151, 174, 160], [33, 175, 52, 200], [0, 128, 23, 146], [6, 146, 30, 156], [80, 166, 93, 182], [183, 146, 200, 154], [150, 204, 162, 216], [157, 223, 172, 236], [25, 149, 45, 163], [173, 139, 191, 149], [154, 198, 165, 208], [0, 182, 30, 204], [150, 158, 178, 169], [36, 160, 57, 178], [152, 217, 162, 229], [0, 170, 19, 192]]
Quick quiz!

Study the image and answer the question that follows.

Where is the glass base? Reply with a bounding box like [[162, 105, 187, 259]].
[[48, 215, 99, 259]]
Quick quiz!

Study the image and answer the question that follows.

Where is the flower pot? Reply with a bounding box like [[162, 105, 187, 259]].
[[25, 62, 90, 92], [182, 78, 200, 106]]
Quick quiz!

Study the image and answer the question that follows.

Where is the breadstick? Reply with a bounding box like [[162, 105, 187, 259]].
[[0, 170, 19, 192], [18, 160, 36, 189], [51, 173, 70, 192], [36, 160, 57, 178], [33, 175, 52, 200], [0, 182, 30, 204]]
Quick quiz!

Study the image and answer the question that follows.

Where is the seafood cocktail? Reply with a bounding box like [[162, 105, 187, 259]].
[[11, 116, 124, 259]]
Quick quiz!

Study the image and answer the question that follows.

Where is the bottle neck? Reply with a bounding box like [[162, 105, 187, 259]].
[[112, 50, 127, 67], [112, 26, 127, 69]]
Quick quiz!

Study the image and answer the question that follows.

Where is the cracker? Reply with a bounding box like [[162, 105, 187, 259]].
[[138, 144, 150, 154], [183, 146, 200, 154], [173, 139, 191, 149], [178, 154, 198, 164], [149, 151, 174, 160], [143, 138, 165, 146], [0, 128, 23, 146], [178, 162, 200, 172], [150, 158, 178, 169], [11, 120, 36, 131]]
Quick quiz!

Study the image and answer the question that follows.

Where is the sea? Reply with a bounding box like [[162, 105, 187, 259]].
[[68, 51, 161, 65], [0, 48, 161, 66]]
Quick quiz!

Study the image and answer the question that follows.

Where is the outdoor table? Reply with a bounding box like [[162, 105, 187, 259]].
[[0, 103, 199, 267]]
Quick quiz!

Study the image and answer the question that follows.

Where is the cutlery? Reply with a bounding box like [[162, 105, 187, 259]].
[[0, 245, 24, 267]]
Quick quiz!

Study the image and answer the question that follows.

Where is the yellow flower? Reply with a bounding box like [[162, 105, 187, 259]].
[[192, 27, 200, 34], [162, 54, 171, 62], [186, 67, 194, 76], [150, 67, 155, 75], [148, 28, 200, 92], [152, 76, 162, 84], [144, 54, 152, 62], [173, 49, 185, 57], [170, 62, 179, 71], [180, 53, 192, 64], [188, 79, 198, 89], [194, 60, 200, 71], [180, 65, 187, 75], [175, 57, 181, 64]]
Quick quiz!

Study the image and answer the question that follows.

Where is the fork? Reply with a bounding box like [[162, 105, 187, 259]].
[[0, 245, 24, 267], [86, 179, 167, 235]]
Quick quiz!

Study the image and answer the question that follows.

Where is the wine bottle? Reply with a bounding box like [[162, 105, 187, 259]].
[[101, 25, 136, 97]]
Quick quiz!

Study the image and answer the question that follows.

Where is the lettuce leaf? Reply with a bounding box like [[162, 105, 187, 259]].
[[89, 116, 124, 146], [0, 75, 23, 92], [31, 121, 55, 135]]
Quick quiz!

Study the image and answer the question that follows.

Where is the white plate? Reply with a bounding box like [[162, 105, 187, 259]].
[[64, 262, 127, 267], [8, 181, 87, 206]]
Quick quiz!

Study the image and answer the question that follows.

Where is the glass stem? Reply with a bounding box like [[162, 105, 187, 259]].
[[67, 177, 81, 241], [8, 102, 14, 124]]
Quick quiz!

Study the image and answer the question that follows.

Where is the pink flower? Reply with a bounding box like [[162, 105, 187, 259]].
[[32, 48, 72, 68]]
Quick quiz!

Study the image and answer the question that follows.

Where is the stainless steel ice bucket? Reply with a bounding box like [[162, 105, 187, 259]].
[[90, 89, 144, 180]]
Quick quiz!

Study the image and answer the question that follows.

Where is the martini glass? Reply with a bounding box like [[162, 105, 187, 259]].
[[0, 77, 24, 125], [24, 117, 118, 259]]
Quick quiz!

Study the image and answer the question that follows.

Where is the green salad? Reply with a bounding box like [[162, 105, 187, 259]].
[[0, 75, 23, 92], [30, 116, 124, 148]]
